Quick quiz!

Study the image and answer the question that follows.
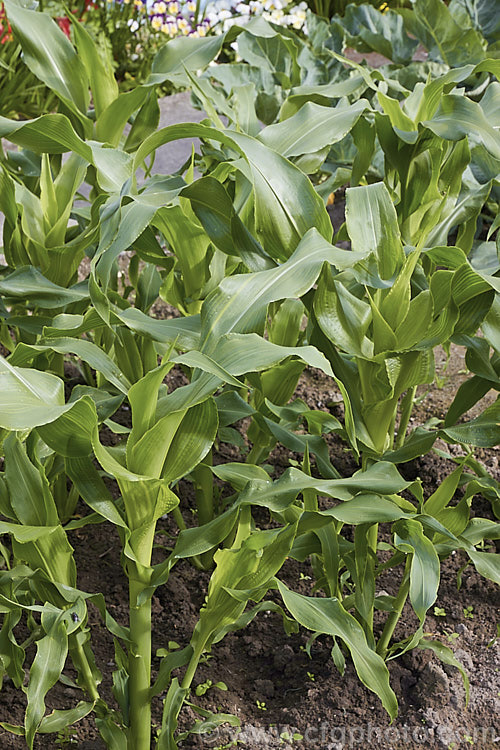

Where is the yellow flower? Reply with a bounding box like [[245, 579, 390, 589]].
[[167, 1, 179, 13], [151, 15, 163, 29], [154, 1, 167, 12], [197, 24, 206, 35]]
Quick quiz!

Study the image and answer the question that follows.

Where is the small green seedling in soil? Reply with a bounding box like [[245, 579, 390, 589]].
[[463, 606, 474, 620], [434, 606, 447, 617], [307, 671, 315, 682], [256, 700, 267, 711], [55, 728, 78, 747], [195, 679, 228, 696]]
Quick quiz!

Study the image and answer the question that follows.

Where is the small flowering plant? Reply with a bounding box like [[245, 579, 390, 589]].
[[145, 0, 307, 40], [147, 0, 212, 39], [203, 0, 308, 35]]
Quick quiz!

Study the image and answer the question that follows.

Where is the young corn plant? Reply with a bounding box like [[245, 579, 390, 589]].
[[0, 352, 222, 747], [218, 452, 500, 705], [309, 181, 498, 461], [0, 322, 327, 748], [0, 153, 97, 287]]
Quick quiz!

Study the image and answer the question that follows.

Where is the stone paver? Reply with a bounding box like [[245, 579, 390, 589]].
[[154, 91, 205, 174]]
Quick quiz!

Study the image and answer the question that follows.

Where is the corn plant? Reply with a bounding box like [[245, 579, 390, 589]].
[[220, 454, 500, 681], [0, 3, 499, 745], [0, 216, 340, 744], [0, 352, 272, 746], [307, 181, 499, 459]]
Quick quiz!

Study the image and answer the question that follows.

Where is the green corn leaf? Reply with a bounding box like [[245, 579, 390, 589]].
[[9, 339, 132, 395], [4, 0, 89, 115], [323, 495, 410, 525], [314, 265, 373, 359], [38, 701, 95, 734], [174, 506, 240, 559], [135, 121, 332, 261], [70, 17, 118, 118], [0, 610, 24, 689], [0, 113, 91, 156], [467, 549, 500, 585], [178, 333, 332, 378], [25, 621, 69, 749], [0, 521, 59, 544], [212, 463, 271, 491], [441, 400, 500, 447], [127, 409, 186, 478], [228, 130, 332, 260], [124, 90, 161, 152], [0, 266, 89, 308], [444, 376, 494, 428], [149, 34, 225, 85], [161, 398, 219, 484], [193, 524, 297, 654], [157, 679, 189, 750], [424, 463, 465, 516], [4, 435, 59, 527], [238, 462, 410, 511], [127, 362, 174, 451], [394, 519, 439, 623], [0, 356, 72, 430], [424, 95, 500, 161], [200, 228, 338, 351], [258, 100, 368, 158], [277, 581, 398, 719], [181, 176, 273, 272], [115, 307, 201, 351], [345, 183, 404, 280], [65, 456, 127, 529]]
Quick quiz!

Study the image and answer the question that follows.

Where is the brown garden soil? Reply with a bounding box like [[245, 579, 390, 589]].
[[0, 340, 499, 750]]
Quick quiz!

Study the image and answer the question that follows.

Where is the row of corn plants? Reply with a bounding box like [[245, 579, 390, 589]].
[[0, 0, 499, 748]]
